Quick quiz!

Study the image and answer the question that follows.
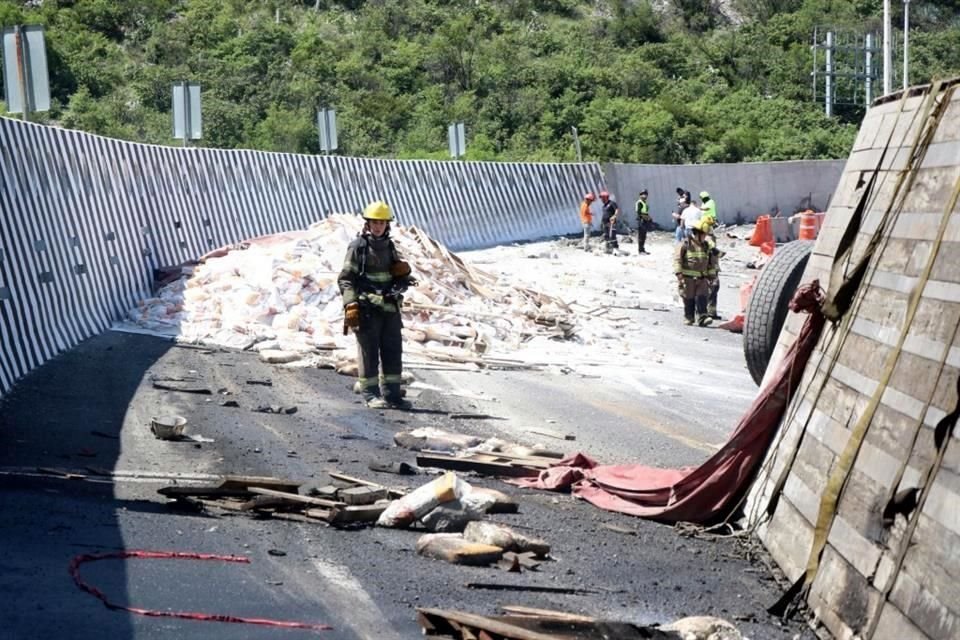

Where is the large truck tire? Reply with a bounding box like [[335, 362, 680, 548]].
[[743, 240, 814, 385]]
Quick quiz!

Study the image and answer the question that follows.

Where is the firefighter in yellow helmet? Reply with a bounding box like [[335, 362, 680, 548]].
[[339, 201, 416, 409], [673, 218, 712, 326]]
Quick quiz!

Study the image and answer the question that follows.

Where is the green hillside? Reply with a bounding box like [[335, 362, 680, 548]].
[[1, 0, 958, 162]]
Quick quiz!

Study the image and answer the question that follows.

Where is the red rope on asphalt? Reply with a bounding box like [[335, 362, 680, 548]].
[[69, 550, 333, 632]]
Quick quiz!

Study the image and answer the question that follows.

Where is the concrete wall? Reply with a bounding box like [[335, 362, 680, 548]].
[[602, 160, 845, 228], [746, 79, 960, 640]]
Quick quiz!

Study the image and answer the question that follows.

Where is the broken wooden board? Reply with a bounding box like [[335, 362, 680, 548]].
[[338, 486, 389, 505], [416, 534, 504, 566], [248, 487, 344, 509], [328, 471, 407, 499], [499, 606, 595, 622], [328, 503, 389, 526], [217, 475, 301, 493], [158, 485, 255, 499], [416, 454, 540, 478]]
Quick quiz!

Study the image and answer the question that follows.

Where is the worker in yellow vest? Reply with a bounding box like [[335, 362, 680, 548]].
[[635, 189, 651, 254], [699, 191, 717, 232]]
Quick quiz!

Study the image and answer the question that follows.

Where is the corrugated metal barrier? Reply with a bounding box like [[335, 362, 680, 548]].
[[0, 117, 604, 396]]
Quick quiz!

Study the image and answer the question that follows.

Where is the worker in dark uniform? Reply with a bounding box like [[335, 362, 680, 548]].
[[339, 201, 415, 409], [673, 219, 712, 327], [599, 191, 621, 254], [635, 189, 651, 254]]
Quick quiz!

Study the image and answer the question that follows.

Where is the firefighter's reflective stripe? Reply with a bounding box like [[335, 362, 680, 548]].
[[674, 242, 709, 277], [357, 376, 378, 390]]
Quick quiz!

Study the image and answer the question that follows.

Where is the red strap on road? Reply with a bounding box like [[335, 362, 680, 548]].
[[69, 550, 333, 632]]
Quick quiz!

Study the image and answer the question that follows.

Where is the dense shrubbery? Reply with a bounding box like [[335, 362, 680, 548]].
[[1, 0, 957, 162]]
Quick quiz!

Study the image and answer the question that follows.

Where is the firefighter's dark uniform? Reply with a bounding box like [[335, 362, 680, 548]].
[[705, 236, 724, 319], [338, 232, 407, 404], [673, 229, 712, 326]]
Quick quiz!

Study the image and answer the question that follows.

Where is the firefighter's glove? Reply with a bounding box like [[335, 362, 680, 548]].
[[390, 260, 412, 279], [344, 302, 361, 330]]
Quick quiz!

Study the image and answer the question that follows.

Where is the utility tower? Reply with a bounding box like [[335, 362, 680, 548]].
[[812, 26, 902, 116]]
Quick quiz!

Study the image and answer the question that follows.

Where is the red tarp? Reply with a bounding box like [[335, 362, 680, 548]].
[[512, 282, 826, 524]]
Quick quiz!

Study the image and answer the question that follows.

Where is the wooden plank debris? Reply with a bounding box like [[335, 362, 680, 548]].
[[416, 454, 540, 478], [218, 475, 301, 493], [328, 471, 407, 499], [328, 503, 389, 525], [248, 487, 344, 509], [338, 486, 389, 505], [498, 606, 595, 622]]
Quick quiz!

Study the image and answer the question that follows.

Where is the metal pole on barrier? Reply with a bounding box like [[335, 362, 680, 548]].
[[882, 0, 892, 95], [903, 0, 910, 91], [181, 81, 189, 148], [14, 25, 29, 122]]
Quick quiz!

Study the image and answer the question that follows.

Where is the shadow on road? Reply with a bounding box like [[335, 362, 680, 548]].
[[0, 331, 172, 639]]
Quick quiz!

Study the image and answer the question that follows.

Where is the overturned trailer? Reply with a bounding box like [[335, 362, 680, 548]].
[[746, 78, 960, 639]]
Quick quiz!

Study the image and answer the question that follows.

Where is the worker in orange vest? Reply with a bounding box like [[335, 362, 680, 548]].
[[579, 192, 595, 251]]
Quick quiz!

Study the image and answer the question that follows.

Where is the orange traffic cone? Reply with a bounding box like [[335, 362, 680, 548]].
[[798, 209, 818, 240], [749, 215, 773, 247]]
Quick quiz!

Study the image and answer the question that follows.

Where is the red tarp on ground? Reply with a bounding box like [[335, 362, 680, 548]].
[[512, 282, 826, 524]]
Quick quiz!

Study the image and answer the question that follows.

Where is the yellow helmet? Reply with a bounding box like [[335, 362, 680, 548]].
[[363, 201, 393, 221]]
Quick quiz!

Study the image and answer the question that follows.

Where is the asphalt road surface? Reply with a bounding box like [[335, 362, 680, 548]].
[[0, 322, 816, 639]]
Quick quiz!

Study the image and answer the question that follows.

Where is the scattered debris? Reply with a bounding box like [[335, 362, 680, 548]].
[[498, 551, 541, 572], [469, 487, 518, 514], [463, 583, 600, 595], [416, 607, 681, 640], [377, 472, 493, 529], [602, 523, 639, 536], [661, 616, 742, 640], [525, 427, 576, 441], [394, 428, 483, 452], [125, 215, 580, 372], [252, 405, 298, 415], [259, 350, 303, 364], [463, 521, 550, 558], [150, 416, 187, 440], [416, 534, 503, 566], [158, 473, 396, 527], [245, 379, 273, 386], [151, 381, 211, 394], [368, 460, 419, 476], [338, 486, 388, 505], [415, 452, 549, 478]]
